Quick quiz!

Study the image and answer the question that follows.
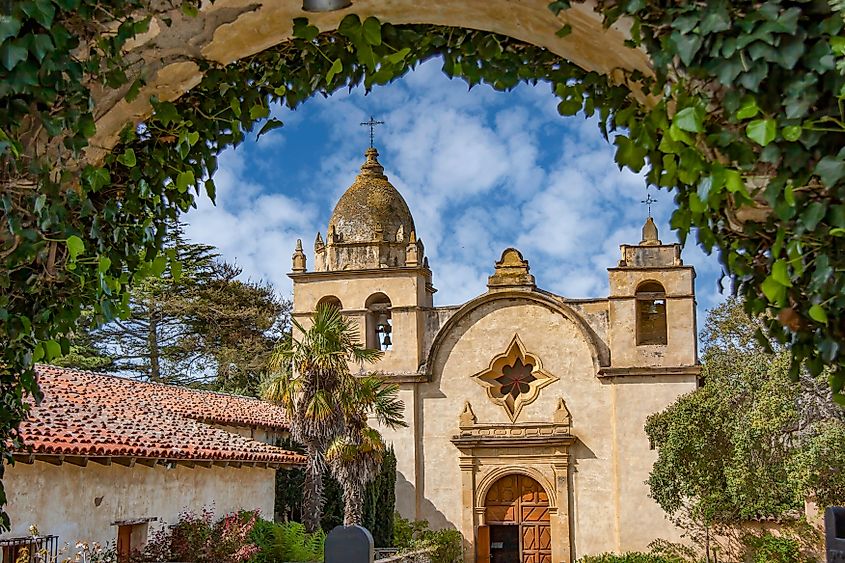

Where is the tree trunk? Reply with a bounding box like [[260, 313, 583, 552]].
[[343, 478, 365, 527], [148, 304, 161, 382], [302, 442, 325, 533]]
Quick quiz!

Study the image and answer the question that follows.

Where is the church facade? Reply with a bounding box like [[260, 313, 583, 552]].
[[289, 147, 700, 563]]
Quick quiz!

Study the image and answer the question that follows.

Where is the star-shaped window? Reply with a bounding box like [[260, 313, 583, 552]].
[[472, 335, 557, 421], [495, 358, 536, 399]]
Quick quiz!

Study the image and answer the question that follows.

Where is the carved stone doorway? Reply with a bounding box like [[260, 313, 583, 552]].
[[483, 474, 551, 563]]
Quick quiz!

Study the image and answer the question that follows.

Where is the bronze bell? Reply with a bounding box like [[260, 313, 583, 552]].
[[302, 0, 351, 11]]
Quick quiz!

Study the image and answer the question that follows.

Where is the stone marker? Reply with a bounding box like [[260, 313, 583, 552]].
[[325, 525, 374, 563], [827, 507, 845, 563]]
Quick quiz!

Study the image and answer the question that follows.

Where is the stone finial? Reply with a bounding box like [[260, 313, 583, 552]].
[[487, 248, 535, 290], [640, 217, 662, 246], [459, 401, 477, 428], [360, 147, 387, 179], [553, 398, 572, 427], [406, 230, 421, 267], [315, 231, 324, 251], [292, 239, 307, 272]]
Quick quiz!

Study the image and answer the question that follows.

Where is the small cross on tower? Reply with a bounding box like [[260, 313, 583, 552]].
[[641, 192, 657, 217], [360, 115, 384, 148]]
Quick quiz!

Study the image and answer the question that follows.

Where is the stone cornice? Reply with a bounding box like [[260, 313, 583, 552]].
[[597, 365, 701, 378], [288, 266, 432, 281], [451, 419, 574, 450], [607, 265, 696, 272]]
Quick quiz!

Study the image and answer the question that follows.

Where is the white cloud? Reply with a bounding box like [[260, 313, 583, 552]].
[[182, 56, 726, 322]]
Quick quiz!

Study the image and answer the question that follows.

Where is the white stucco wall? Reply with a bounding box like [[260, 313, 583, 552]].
[[1, 460, 277, 548]]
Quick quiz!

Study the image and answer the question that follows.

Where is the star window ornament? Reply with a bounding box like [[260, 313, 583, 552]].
[[472, 334, 558, 421]]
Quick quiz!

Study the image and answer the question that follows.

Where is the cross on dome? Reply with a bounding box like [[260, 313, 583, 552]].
[[360, 115, 384, 148]]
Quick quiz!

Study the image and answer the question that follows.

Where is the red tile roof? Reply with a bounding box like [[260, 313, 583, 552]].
[[14, 365, 304, 466]]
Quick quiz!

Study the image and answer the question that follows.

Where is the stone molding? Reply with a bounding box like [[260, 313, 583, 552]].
[[597, 365, 701, 378], [470, 334, 558, 422]]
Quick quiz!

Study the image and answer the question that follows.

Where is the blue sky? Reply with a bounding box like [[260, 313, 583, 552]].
[[182, 57, 728, 319]]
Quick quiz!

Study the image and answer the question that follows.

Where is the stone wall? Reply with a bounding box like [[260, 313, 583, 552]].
[[377, 548, 436, 562], [1, 460, 276, 548]]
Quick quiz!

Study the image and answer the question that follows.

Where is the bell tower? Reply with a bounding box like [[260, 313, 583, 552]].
[[289, 147, 435, 376], [606, 216, 698, 370]]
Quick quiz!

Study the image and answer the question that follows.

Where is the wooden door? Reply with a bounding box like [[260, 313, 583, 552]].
[[483, 474, 551, 563], [476, 525, 491, 563]]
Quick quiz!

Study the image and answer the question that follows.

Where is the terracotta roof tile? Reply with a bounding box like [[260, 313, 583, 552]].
[[14, 365, 304, 466]]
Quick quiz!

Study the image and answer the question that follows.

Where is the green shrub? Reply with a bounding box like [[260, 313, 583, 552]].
[[577, 553, 688, 563], [743, 532, 811, 563], [392, 513, 462, 563], [248, 520, 325, 563]]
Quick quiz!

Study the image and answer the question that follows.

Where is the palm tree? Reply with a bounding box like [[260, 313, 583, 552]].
[[327, 375, 407, 527], [264, 305, 381, 533]]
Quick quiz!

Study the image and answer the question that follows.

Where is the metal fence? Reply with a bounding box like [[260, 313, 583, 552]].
[[0, 535, 59, 563]]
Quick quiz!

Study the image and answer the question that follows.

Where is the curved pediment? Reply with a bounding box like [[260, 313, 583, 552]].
[[423, 289, 611, 381]]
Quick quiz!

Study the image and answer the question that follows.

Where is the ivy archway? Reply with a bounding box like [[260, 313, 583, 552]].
[[1, 0, 844, 528]]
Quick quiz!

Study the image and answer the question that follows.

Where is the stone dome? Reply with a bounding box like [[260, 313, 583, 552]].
[[327, 148, 415, 244]]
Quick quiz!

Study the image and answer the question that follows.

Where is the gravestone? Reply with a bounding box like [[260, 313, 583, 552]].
[[325, 525, 374, 563], [827, 507, 845, 563]]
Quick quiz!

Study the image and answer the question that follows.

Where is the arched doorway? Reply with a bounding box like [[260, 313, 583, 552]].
[[483, 474, 551, 563]]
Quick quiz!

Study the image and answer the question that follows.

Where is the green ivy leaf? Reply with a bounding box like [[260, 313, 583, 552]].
[[170, 258, 183, 281], [771, 259, 792, 287], [547, 1, 571, 15], [555, 24, 572, 38], [292, 18, 319, 41], [761, 275, 786, 304], [670, 31, 703, 65], [613, 135, 647, 172], [673, 106, 704, 133], [43, 340, 61, 361], [385, 47, 411, 65], [746, 118, 776, 146], [176, 171, 195, 193], [257, 118, 284, 139], [249, 104, 269, 120], [116, 148, 136, 167], [362, 17, 382, 46], [0, 16, 22, 44], [98, 256, 111, 273], [815, 156, 845, 188], [32, 341, 45, 362], [155, 102, 179, 126], [326, 58, 343, 85], [809, 304, 828, 324], [66, 235, 84, 261], [735, 97, 759, 120], [1, 41, 29, 71], [800, 201, 826, 231], [204, 178, 216, 202], [28, 33, 54, 62], [150, 255, 168, 277], [782, 125, 802, 142], [724, 169, 746, 194], [22, 0, 55, 29]]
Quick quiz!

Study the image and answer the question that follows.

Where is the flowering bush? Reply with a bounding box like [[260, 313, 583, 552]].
[[137, 508, 259, 563]]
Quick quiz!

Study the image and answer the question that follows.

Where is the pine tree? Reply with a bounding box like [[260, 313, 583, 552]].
[[60, 223, 289, 389]]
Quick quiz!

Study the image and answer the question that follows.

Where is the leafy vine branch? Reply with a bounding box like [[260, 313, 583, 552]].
[[0, 0, 843, 529]]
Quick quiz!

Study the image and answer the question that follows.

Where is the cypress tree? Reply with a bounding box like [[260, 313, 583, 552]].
[[363, 446, 396, 546]]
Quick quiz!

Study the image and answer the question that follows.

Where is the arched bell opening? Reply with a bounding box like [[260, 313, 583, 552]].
[[636, 280, 667, 345], [316, 295, 343, 312], [365, 292, 392, 351]]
